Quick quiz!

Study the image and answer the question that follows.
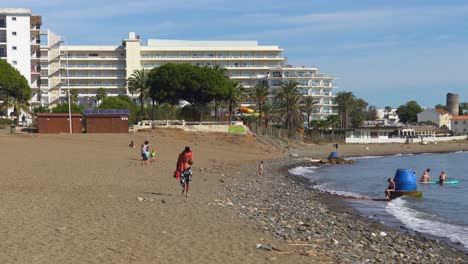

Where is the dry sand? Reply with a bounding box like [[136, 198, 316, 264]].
[[0, 128, 466, 263]]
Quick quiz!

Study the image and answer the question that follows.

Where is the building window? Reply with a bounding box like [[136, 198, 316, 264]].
[[12, 32, 17, 36], [12, 61, 17, 65], [12, 46, 17, 50], [454, 121, 458, 125], [463, 121, 466, 125], [12, 17, 16, 21]]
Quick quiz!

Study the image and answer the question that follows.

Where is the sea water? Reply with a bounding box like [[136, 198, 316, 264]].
[[290, 151, 468, 249]]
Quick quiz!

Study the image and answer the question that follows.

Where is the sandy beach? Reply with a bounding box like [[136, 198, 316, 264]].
[[0, 128, 467, 263]]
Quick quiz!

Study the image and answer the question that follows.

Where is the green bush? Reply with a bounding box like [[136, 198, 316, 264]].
[[98, 95, 138, 124], [176, 105, 213, 121], [0, 118, 14, 129], [33, 105, 50, 113], [52, 103, 83, 113]]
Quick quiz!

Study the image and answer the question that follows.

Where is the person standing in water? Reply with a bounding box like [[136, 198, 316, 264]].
[[176, 146, 194, 197], [385, 177, 396, 200]]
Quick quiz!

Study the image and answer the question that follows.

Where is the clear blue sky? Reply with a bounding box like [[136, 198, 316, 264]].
[[5, 0, 468, 108]]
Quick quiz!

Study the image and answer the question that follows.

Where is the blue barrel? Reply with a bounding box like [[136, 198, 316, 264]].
[[394, 169, 417, 191], [328, 152, 339, 159]]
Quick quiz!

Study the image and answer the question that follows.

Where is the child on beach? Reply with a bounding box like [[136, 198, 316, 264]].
[[150, 149, 156, 165], [258, 161, 264, 176], [129, 140, 135, 148]]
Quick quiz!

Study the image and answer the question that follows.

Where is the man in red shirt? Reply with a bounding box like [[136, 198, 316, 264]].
[[177, 146, 193, 197]]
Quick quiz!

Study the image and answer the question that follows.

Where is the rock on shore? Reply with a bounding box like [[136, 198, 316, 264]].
[[217, 157, 468, 263]]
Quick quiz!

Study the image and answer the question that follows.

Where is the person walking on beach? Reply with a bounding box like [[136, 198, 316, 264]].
[[439, 171, 447, 184], [176, 146, 194, 197], [420, 168, 431, 182], [258, 161, 264, 176], [141, 140, 149, 167], [385, 177, 396, 200]]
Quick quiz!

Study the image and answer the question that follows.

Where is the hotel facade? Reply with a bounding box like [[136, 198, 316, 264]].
[[3, 8, 337, 119]]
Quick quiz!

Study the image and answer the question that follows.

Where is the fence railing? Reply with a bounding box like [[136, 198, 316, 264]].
[[346, 135, 467, 144], [249, 125, 345, 143]]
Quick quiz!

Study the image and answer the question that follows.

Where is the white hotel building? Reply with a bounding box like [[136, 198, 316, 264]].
[[0, 8, 42, 105], [3, 8, 337, 119]]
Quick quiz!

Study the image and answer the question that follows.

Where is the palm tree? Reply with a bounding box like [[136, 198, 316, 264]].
[[249, 85, 269, 126], [334, 92, 356, 129], [326, 114, 340, 128], [301, 96, 318, 127], [276, 81, 304, 135], [225, 81, 244, 123], [261, 101, 279, 128], [95, 88, 107, 107], [127, 69, 150, 121]]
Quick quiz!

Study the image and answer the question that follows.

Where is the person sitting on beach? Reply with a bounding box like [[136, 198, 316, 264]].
[[439, 171, 447, 183], [420, 168, 431, 182], [385, 177, 396, 200], [176, 146, 194, 197], [129, 140, 135, 148]]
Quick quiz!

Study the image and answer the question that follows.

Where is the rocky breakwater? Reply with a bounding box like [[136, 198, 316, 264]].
[[216, 158, 467, 263]]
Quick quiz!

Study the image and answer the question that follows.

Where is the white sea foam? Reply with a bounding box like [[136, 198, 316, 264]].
[[288, 166, 319, 177], [313, 183, 364, 198], [347, 155, 384, 160], [394, 153, 414, 156], [386, 198, 468, 248], [455, 151, 468, 154]]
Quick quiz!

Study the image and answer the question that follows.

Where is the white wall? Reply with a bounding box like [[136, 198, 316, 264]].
[[346, 135, 467, 144], [451, 120, 468, 134], [5, 14, 31, 84]]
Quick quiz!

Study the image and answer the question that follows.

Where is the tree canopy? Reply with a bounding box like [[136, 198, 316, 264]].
[[98, 95, 138, 123], [0, 60, 32, 122], [147, 63, 231, 106], [396, 101, 423, 123]]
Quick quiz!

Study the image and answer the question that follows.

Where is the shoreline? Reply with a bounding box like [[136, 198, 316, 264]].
[[284, 155, 468, 254], [219, 145, 468, 262]]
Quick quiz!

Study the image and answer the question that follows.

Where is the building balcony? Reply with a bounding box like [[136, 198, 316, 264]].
[[63, 55, 125, 61], [140, 56, 284, 61], [62, 65, 126, 70], [61, 76, 126, 80], [60, 84, 126, 89]]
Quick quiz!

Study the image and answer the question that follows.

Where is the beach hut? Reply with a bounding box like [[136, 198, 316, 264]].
[[36, 113, 83, 134], [83, 109, 130, 133]]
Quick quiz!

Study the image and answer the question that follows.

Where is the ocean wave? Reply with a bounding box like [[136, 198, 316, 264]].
[[313, 183, 365, 198], [394, 153, 414, 156], [288, 166, 319, 177], [347, 155, 384, 160], [455, 151, 468, 154], [386, 198, 468, 248]]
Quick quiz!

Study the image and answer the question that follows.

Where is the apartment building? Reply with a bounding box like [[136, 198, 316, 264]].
[[0, 8, 42, 106], [39, 31, 336, 119]]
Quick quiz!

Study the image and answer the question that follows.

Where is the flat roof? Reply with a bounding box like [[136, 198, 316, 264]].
[[148, 39, 259, 47], [62, 46, 124, 51], [0, 8, 31, 15]]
